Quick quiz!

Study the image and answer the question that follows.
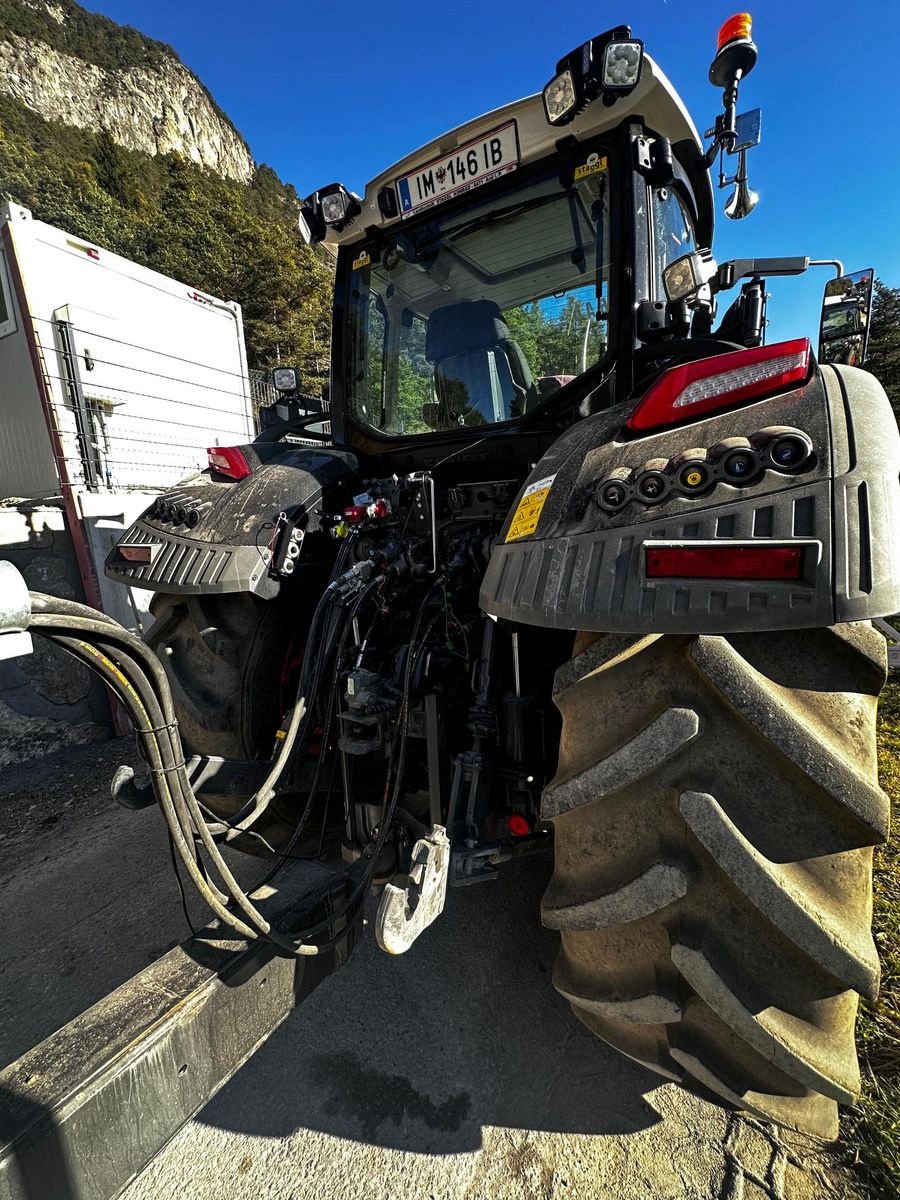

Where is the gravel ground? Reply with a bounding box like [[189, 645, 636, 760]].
[[0, 739, 863, 1200]]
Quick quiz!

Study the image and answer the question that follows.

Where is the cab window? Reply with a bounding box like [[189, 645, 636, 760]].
[[651, 186, 695, 300]]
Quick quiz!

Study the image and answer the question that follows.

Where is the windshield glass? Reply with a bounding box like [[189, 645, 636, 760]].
[[344, 159, 611, 435]]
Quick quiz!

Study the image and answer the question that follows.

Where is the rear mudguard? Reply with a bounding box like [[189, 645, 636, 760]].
[[480, 364, 900, 633], [105, 446, 358, 598]]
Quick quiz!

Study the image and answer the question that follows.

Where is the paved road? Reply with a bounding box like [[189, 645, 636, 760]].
[[0, 740, 860, 1200]]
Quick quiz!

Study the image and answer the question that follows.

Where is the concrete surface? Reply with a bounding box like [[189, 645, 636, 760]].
[[0, 739, 863, 1200]]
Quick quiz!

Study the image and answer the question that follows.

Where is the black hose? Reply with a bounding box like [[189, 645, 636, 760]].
[[283, 577, 447, 948], [221, 536, 355, 833], [252, 573, 385, 886]]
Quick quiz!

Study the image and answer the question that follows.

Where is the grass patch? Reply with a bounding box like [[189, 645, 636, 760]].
[[843, 674, 900, 1195]]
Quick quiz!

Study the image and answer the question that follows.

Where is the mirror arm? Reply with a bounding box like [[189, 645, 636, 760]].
[[714, 258, 846, 295], [713, 257, 811, 293], [809, 258, 845, 280]]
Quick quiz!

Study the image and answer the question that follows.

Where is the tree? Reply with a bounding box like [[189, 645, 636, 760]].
[[94, 128, 136, 207], [0, 93, 333, 386], [867, 280, 900, 423]]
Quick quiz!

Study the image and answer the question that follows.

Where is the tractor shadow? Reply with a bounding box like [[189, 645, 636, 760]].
[[196, 854, 664, 1154]]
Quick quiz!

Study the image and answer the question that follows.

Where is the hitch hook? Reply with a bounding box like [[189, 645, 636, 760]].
[[375, 825, 450, 954]]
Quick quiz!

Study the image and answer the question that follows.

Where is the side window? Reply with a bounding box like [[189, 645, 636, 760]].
[[348, 287, 385, 425], [0, 251, 17, 338], [651, 187, 696, 300]]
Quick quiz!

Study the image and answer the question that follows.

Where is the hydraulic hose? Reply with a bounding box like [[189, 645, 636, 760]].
[[251, 571, 386, 880], [22, 551, 437, 956], [25, 557, 370, 956], [37, 628, 257, 937], [34, 616, 339, 952]]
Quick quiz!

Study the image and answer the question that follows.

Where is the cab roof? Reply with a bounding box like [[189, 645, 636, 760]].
[[323, 54, 712, 251]]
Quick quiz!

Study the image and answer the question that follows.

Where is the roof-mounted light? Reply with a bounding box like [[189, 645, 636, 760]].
[[298, 183, 361, 245], [542, 27, 644, 127], [321, 191, 350, 224], [602, 40, 644, 90], [710, 12, 758, 88], [717, 12, 753, 54], [543, 68, 578, 124]]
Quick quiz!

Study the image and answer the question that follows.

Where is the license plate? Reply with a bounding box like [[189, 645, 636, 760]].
[[396, 121, 519, 219]]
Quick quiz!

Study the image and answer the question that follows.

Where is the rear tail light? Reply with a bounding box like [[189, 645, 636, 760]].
[[626, 338, 811, 434], [207, 446, 251, 480], [645, 544, 804, 581]]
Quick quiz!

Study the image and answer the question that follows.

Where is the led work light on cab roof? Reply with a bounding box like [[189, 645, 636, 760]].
[[298, 183, 361, 244], [542, 26, 645, 125]]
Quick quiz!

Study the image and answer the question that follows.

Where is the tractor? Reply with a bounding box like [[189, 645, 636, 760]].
[[13, 14, 899, 1141]]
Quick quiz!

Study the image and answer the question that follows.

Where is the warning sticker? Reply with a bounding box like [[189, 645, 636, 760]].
[[352, 250, 371, 270], [574, 154, 607, 181], [505, 474, 557, 543]]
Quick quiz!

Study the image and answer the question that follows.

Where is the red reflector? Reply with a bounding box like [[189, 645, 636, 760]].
[[118, 544, 156, 564], [207, 446, 251, 480], [645, 545, 803, 580], [508, 813, 532, 837], [342, 504, 367, 524], [626, 339, 811, 434]]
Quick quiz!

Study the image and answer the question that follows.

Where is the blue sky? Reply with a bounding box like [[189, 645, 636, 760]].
[[86, 0, 899, 344]]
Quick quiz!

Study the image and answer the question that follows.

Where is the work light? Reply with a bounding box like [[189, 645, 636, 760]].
[[272, 366, 299, 392], [542, 27, 644, 127], [602, 40, 643, 89], [543, 69, 578, 124], [321, 191, 350, 225]]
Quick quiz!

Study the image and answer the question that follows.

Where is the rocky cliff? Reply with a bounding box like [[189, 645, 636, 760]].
[[0, 2, 254, 182]]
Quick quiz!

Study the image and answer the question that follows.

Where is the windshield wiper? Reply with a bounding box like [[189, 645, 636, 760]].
[[441, 191, 568, 244]]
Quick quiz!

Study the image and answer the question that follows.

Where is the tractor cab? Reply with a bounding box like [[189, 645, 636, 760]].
[[300, 31, 714, 450]]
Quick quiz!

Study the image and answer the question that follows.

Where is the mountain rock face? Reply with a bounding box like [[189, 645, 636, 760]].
[[0, 10, 254, 182]]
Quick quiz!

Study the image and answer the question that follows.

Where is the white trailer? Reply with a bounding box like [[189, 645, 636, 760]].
[[0, 202, 254, 629]]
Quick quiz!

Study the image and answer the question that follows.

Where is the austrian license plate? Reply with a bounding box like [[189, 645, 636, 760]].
[[396, 122, 519, 219]]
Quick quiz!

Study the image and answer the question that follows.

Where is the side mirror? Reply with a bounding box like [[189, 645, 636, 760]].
[[818, 269, 874, 366]]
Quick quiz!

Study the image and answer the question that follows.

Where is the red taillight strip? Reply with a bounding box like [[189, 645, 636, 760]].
[[627, 338, 812, 434], [207, 446, 251, 480], [645, 544, 805, 581]]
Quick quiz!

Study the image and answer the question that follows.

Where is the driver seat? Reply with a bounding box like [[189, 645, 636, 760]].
[[424, 301, 537, 426]]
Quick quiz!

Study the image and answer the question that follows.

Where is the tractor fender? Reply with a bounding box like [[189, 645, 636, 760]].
[[105, 446, 358, 598], [479, 365, 900, 633]]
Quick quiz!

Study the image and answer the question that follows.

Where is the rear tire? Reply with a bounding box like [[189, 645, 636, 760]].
[[542, 624, 888, 1139], [147, 592, 294, 760], [146, 592, 328, 855]]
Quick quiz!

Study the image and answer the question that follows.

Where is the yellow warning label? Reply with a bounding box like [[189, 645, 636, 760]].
[[505, 474, 556, 542], [352, 251, 371, 270], [574, 155, 608, 181]]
